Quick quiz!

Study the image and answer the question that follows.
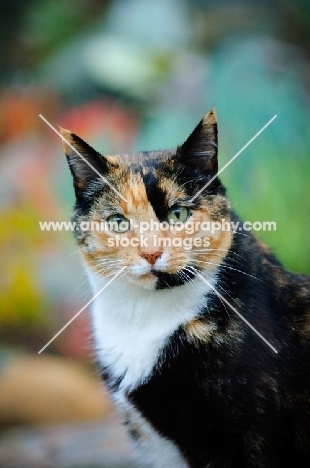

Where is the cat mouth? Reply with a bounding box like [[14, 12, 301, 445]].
[[127, 265, 196, 289], [152, 268, 196, 289]]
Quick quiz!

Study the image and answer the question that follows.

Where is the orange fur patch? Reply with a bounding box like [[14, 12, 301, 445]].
[[59, 127, 75, 155], [202, 109, 217, 127], [185, 318, 217, 345], [157, 177, 188, 207]]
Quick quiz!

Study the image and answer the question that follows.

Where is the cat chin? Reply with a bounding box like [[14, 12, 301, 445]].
[[124, 267, 196, 291], [126, 268, 196, 291], [126, 272, 158, 290]]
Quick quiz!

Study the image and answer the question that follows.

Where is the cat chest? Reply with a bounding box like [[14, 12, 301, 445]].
[[90, 275, 214, 392], [113, 344, 219, 468], [115, 391, 189, 468]]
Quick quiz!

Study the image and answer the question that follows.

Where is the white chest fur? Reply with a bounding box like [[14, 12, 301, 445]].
[[88, 272, 215, 392]]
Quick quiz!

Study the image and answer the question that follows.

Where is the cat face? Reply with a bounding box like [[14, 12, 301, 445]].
[[62, 110, 232, 290]]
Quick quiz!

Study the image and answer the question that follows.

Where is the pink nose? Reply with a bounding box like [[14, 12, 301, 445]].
[[140, 251, 162, 266]]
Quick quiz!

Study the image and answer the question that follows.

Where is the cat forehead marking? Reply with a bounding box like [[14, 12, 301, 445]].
[[120, 172, 156, 217], [157, 177, 187, 205]]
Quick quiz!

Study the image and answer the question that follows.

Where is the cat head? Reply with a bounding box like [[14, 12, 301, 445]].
[[62, 110, 232, 290]]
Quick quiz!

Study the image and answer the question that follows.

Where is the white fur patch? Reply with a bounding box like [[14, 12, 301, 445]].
[[88, 271, 216, 392], [115, 392, 189, 468]]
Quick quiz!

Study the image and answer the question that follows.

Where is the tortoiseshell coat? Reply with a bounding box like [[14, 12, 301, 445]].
[[63, 111, 310, 467]]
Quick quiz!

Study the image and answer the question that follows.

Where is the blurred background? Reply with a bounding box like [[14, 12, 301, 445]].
[[0, 0, 309, 466]]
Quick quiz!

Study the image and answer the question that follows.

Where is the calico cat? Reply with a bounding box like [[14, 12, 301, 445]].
[[61, 110, 310, 467]]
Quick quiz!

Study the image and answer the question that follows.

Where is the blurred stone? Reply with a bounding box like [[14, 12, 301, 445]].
[[0, 354, 112, 427], [0, 414, 136, 468]]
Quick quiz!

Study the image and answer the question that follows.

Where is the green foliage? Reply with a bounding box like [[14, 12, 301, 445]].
[[0, 205, 49, 326]]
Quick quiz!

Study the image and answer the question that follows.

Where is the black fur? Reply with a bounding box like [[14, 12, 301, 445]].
[[142, 169, 168, 221]]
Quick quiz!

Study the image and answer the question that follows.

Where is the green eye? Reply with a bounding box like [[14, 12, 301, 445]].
[[106, 214, 130, 233], [166, 205, 190, 224]]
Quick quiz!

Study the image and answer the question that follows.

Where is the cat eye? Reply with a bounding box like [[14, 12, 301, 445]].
[[106, 214, 130, 233], [166, 205, 190, 224]]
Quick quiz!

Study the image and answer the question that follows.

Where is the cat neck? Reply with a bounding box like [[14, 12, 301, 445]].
[[88, 269, 217, 391], [88, 269, 217, 324]]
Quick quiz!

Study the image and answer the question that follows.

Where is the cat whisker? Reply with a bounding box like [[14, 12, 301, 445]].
[[96, 267, 126, 277], [191, 249, 249, 271], [178, 269, 193, 284], [189, 266, 278, 354], [192, 259, 262, 282], [88, 258, 124, 264], [92, 260, 125, 269], [182, 267, 209, 295], [187, 265, 230, 318], [63, 249, 81, 260], [94, 265, 124, 274], [188, 263, 240, 308], [96, 267, 128, 284], [197, 229, 251, 238], [195, 251, 245, 266], [194, 247, 247, 262], [71, 285, 96, 305], [68, 277, 94, 302], [95, 261, 124, 269], [230, 230, 250, 237]]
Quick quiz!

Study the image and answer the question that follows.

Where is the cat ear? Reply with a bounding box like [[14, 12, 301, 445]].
[[178, 109, 218, 179], [60, 128, 108, 197]]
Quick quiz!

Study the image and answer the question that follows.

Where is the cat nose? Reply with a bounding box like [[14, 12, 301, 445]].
[[140, 251, 162, 266]]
